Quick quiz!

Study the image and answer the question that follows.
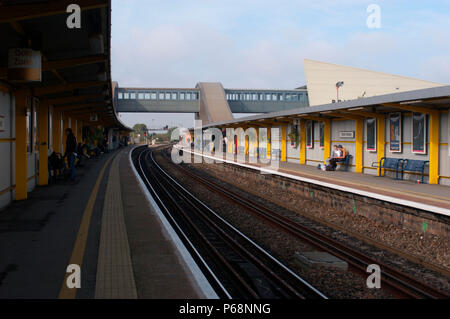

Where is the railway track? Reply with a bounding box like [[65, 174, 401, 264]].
[[159, 146, 449, 299], [133, 146, 327, 299]]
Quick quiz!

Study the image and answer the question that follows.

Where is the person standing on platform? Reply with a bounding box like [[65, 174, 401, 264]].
[[64, 128, 77, 182]]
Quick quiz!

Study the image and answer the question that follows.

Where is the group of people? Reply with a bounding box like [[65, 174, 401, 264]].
[[49, 128, 109, 184], [321, 144, 348, 171]]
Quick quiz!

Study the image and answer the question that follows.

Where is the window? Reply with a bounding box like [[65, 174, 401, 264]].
[[278, 93, 284, 101], [172, 92, 178, 100], [259, 93, 264, 101], [319, 122, 324, 149], [366, 118, 377, 151], [252, 94, 258, 101], [240, 93, 245, 100], [266, 93, 271, 101], [118, 92, 123, 99], [124, 93, 129, 99], [412, 113, 426, 154], [158, 93, 164, 100], [186, 92, 191, 100], [285, 94, 291, 101], [151, 93, 157, 100], [165, 92, 171, 100], [144, 93, 150, 100], [389, 113, 402, 152], [272, 93, 277, 101], [180, 93, 185, 100], [306, 121, 314, 149], [138, 93, 144, 99], [130, 93, 136, 99]]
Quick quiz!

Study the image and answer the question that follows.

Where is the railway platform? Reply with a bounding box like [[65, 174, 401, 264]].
[[0, 146, 206, 299], [187, 150, 450, 215]]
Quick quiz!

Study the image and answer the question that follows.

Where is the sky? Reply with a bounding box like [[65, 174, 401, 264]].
[[111, 0, 450, 129]]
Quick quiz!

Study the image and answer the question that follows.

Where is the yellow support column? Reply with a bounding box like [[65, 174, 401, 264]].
[[15, 92, 28, 200], [281, 125, 287, 162], [255, 128, 259, 159], [267, 127, 271, 159], [38, 102, 49, 186], [300, 120, 306, 164], [355, 119, 363, 173], [429, 110, 440, 184], [323, 119, 331, 164], [245, 135, 249, 155], [53, 109, 61, 153], [376, 116, 385, 176]]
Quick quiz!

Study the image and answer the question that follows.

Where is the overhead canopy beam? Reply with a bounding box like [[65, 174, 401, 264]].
[[45, 93, 104, 105], [341, 110, 385, 119], [56, 103, 106, 112], [381, 103, 434, 115], [323, 112, 365, 121], [42, 55, 107, 72], [0, 0, 108, 24], [32, 81, 105, 96]]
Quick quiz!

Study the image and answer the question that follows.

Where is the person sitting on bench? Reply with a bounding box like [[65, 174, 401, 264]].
[[326, 145, 340, 167], [329, 145, 347, 170]]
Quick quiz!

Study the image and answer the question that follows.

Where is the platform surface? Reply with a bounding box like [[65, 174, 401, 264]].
[[189, 150, 450, 214], [0, 146, 201, 299]]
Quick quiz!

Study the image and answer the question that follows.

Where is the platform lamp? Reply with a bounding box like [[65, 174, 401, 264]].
[[336, 81, 344, 101]]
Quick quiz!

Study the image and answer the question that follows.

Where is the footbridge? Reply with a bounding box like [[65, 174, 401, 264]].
[[114, 82, 309, 124]]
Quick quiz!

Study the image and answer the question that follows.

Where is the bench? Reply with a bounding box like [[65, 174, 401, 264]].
[[336, 154, 353, 172], [371, 157, 403, 179], [402, 159, 429, 183]]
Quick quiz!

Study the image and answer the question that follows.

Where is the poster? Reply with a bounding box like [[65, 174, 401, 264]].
[[389, 113, 402, 152], [366, 118, 377, 151], [412, 113, 427, 154]]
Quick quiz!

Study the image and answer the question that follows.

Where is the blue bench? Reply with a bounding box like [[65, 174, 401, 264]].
[[336, 154, 353, 172], [402, 159, 429, 183], [371, 157, 403, 179]]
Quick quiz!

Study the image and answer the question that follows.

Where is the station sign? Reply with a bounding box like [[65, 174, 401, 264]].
[[339, 131, 355, 138], [7, 48, 42, 82]]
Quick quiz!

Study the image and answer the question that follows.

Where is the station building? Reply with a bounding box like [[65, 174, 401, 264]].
[[0, 1, 130, 209], [203, 62, 450, 186]]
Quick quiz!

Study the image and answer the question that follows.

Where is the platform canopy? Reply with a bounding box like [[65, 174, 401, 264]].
[[0, 0, 130, 130]]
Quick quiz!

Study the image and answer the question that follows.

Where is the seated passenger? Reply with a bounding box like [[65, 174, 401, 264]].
[[325, 145, 340, 166], [329, 145, 347, 170]]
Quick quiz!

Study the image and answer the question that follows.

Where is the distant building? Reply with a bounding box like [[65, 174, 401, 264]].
[[304, 59, 446, 106]]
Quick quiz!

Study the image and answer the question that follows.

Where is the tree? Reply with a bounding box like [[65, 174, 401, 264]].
[[132, 123, 148, 143]]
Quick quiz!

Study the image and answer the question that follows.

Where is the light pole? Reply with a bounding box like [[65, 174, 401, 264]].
[[336, 81, 344, 101]]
